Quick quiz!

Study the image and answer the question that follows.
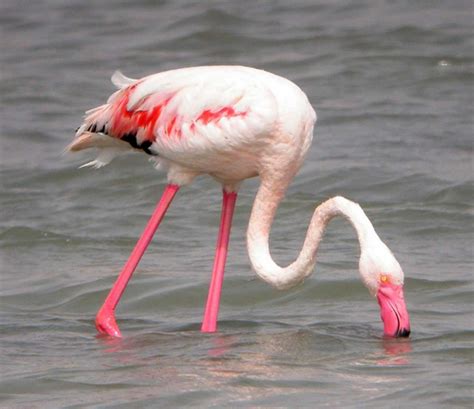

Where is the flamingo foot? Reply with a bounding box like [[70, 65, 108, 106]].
[[95, 307, 122, 338]]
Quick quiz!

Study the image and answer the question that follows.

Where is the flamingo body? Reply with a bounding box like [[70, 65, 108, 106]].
[[70, 66, 316, 186], [69, 66, 410, 339]]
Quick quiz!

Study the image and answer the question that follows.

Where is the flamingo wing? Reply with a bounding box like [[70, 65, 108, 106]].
[[69, 67, 279, 167]]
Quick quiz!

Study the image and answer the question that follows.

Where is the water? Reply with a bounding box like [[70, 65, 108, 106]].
[[1, 1, 473, 407]]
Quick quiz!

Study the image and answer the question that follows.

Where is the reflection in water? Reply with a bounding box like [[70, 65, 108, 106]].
[[378, 338, 412, 366], [92, 327, 414, 406], [94, 329, 332, 402], [96, 332, 125, 353], [207, 334, 234, 357]]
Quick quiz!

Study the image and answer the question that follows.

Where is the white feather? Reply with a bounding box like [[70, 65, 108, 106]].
[[111, 71, 136, 89], [78, 148, 127, 169]]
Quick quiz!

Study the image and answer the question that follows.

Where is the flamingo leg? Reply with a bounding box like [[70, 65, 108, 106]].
[[96, 183, 180, 337], [201, 190, 237, 333]]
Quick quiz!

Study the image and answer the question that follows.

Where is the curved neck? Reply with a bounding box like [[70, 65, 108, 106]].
[[247, 178, 380, 289]]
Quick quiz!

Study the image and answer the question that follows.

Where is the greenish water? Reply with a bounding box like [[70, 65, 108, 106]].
[[1, 1, 473, 408]]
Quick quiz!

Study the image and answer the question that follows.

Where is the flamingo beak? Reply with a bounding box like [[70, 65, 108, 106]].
[[377, 282, 411, 337]]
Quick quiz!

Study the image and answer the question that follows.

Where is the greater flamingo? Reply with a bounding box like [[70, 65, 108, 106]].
[[68, 66, 410, 338]]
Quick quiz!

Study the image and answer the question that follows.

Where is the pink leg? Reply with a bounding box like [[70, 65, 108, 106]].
[[201, 190, 237, 333], [96, 184, 180, 337]]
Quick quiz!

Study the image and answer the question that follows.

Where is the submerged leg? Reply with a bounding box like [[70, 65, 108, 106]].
[[201, 190, 238, 333], [96, 184, 180, 337]]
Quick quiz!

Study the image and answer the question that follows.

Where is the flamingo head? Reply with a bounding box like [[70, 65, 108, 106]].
[[359, 242, 411, 338]]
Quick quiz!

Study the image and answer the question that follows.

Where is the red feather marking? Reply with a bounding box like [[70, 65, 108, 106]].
[[166, 116, 177, 137], [108, 85, 176, 142], [107, 92, 246, 143], [196, 106, 246, 125]]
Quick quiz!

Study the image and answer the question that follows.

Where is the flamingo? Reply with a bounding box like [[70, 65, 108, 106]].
[[68, 65, 410, 339]]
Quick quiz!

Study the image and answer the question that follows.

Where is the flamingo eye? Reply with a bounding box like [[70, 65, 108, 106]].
[[380, 274, 390, 284]]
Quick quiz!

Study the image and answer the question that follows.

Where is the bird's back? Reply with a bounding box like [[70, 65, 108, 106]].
[[69, 66, 316, 181]]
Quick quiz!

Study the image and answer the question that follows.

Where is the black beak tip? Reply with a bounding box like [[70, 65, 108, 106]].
[[396, 328, 411, 338]]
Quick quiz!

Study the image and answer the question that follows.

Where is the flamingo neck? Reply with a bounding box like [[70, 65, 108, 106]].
[[247, 179, 380, 290]]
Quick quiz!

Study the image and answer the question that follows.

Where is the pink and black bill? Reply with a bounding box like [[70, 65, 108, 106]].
[[377, 281, 411, 338]]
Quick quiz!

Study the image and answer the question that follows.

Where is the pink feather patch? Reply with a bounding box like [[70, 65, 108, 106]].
[[196, 106, 246, 125], [108, 85, 176, 142]]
